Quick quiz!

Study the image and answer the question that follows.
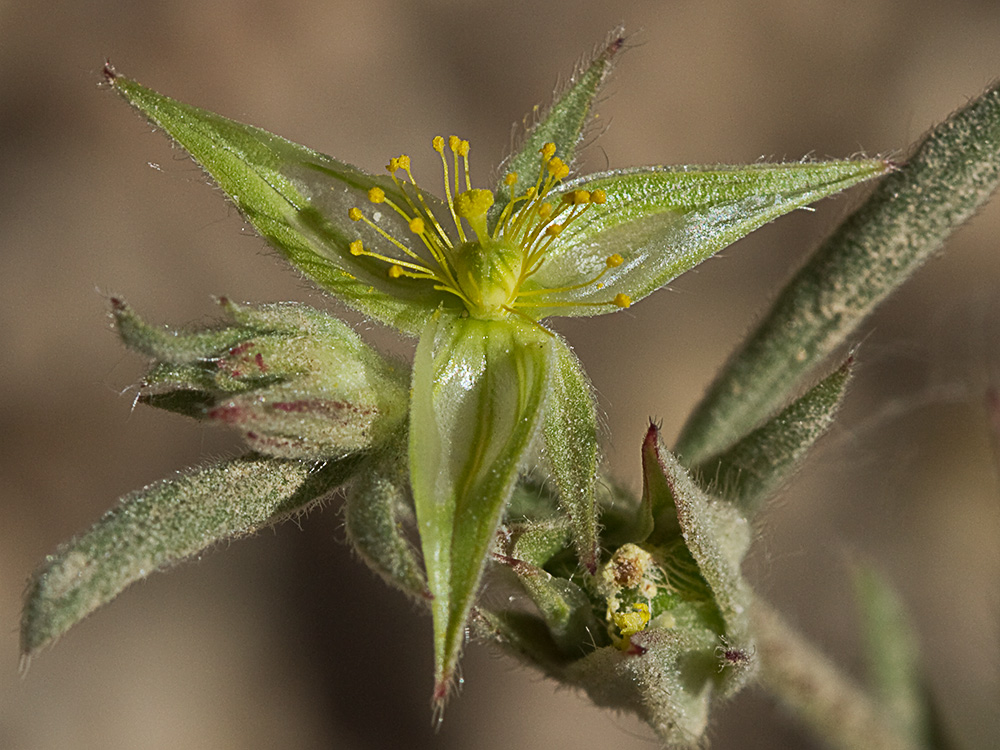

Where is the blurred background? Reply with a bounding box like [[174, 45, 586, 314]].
[[2, 1, 999, 748]]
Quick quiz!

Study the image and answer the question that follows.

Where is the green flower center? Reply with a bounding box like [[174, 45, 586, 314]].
[[348, 137, 631, 320]]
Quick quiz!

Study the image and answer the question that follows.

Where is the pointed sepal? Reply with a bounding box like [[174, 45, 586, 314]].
[[524, 158, 893, 318], [344, 438, 429, 602], [106, 67, 453, 332], [542, 335, 600, 571], [408, 314, 553, 704]]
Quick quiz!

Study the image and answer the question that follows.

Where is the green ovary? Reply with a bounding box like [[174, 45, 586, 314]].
[[453, 238, 524, 319]]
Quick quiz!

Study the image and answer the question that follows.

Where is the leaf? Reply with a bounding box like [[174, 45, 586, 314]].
[[695, 356, 853, 517], [108, 71, 457, 333], [524, 158, 892, 318], [408, 313, 552, 704], [853, 562, 939, 749], [542, 335, 600, 571], [678, 81, 1000, 463], [22, 455, 359, 657]]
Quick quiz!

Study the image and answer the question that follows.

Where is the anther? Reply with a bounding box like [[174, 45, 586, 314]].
[[348, 207, 363, 221], [368, 187, 386, 204], [409, 217, 426, 234], [540, 143, 556, 162], [432, 136, 445, 153], [607, 253, 624, 267], [349, 240, 364, 256], [614, 293, 632, 308], [591, 189, 607, 204], [504, 173, 518, 186]]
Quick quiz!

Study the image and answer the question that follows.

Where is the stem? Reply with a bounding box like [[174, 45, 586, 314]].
[[751, 600, 918, 750]]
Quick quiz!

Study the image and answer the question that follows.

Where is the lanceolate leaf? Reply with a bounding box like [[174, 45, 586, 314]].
[[678, 81, 1000, 463], [696, 357, 853, 517], [22, 455, 359, 657], [408, 314, 552, 704]]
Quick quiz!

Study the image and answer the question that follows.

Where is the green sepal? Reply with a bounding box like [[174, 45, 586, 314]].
[[695, 356, 853, 517], [344, 437, 429, 602], [520, 159, 891, 318], [21, 454, 360, 657], [542, 335, 600, 572], [491, 554, 602, 658], [678, 81, 1000, 463], [642, 426, 755, 691], [490, 28, 624, 222], [566, 626, 718, 746], [496, 517, 572, 567], [108, 72, 458, 333], [408, 313, 553, 704]]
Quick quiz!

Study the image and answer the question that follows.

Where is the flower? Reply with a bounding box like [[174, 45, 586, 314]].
[[102, 41, 889, 705]]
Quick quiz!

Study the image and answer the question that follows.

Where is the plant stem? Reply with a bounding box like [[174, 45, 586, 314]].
[[751, 600, 917, 750]]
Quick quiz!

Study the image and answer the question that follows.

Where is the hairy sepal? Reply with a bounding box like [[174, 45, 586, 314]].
[[408, 313, 553, 704]]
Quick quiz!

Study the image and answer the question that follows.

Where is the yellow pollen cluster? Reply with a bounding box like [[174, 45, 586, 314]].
[[345, 136, 630, 317]]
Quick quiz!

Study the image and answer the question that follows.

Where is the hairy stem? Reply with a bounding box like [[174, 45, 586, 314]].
[[751, 600, 917, 750]]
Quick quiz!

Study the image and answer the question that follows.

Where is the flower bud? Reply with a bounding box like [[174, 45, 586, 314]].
[[113, 298, 409, 460]]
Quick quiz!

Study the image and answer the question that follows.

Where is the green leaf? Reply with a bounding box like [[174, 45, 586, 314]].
[[408, 313, 553, 704], [524, 158, 892, 318], [493, 28, 624, 199], [344, 439, 429, 602], [108, 72, 458, 333], [22, 455, 359, 657], [853, 563, 935, 749], [696, 356, 853, 517], [678, 81, 1000, 463], [542, 335, 600, 571]]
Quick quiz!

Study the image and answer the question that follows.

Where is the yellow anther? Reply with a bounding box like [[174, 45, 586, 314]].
[[545, 224, 563, 237], [591, 188, 607, 204], [386, 157, 400, 172], [397, 154, 410, 171], [368, 187, 386, 204], [606, 253, 624, 268], [409, 217, 426, 234], [614, 293, 632, 308], [389, 264, 404, 278], [537, 202, 553, 219], [348, 207, 363, 221], [572, 190, 591, 205], [349, 239, 364, 255], [540, 143, 557, 162], [448, 135, 461, 152], [504, 173, 518, 186], [432, 136, 445, 152], [547, 157, 566, 176], [456, 139, 470, 157]]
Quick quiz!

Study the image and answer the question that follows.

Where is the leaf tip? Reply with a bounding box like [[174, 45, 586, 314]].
[[102, 59, 118, 85]]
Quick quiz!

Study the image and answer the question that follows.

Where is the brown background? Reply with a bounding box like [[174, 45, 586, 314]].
[[2, 1, 998, 748]]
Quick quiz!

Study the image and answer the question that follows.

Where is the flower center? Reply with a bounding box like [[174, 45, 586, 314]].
[[348, 137, 631, 320]]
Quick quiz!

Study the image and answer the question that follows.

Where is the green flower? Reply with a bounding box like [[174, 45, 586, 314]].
[[38, 41, 888, 702]]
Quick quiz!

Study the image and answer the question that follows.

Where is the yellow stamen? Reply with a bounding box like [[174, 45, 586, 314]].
[[344, 138, 627, 318]]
